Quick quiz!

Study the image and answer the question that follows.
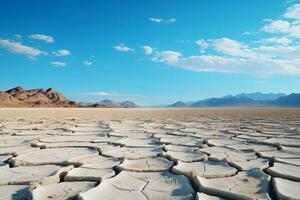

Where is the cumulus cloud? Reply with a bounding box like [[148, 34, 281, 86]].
[[261, 20, 291, 33], [29, 34, 54, 43], [52, 49, 71, 56], [0, 39, 47, 57], [211, 38, 257, 59], [154, 50, 182, 63], [142, 45, 153, 55], [152, 36, 300, 75], [195, 39, 209, 53], [261, 4, 300, 38], [256, 37, 292, 44], [157, 52, 300, 75], [148, 4, 300, 76], [148, 18, 176, 23], [84, 61, 93, 66], [50, 61, 67, 67], [284, 3, 300, 21], [113, 44, 134, 52]]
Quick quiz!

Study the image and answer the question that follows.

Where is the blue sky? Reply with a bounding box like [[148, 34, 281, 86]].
[[1, 0, 300, 105]]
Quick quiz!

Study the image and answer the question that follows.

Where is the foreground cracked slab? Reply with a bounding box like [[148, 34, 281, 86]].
[[258, 148, 300, 159], [196, 193, 226, 200], [229, 158, 270, 171], [102, 147, 161, 160], [79, 171, 195, 200], [0, 144, 36, 156], [273, 178, 300, 200], [196, 169, 271, 200], [206, 138, 243, 147], [274, 158, 300, 166], [227, 143, 277, 152], [163, 148, 207, 162], [0, 185, 29, 200], [160, 136, 205, 147], [0, 165, 73, 185], [173, 160, 237, 179], [201, 146, 257, 162], [267, 162, 300, 181], [0, 155, 11, 167], [31, 181, 97, 200], [9, 147, 98, 167], [65, 156, 120, 182], [118, 157, 173, 172], [114, 138, 160, 148]]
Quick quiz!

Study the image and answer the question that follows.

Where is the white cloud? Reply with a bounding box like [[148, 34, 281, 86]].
[[261, 4, 300, 38], [257, 37, 292, 44], [211, 38, 257, 59], [148, 18, 163, 23], [29, 34, 54, 43], [148, 18, 176, 23], [52, 49, 71, 56], [0, 39, 47, 57], [142, 45, 153, 55], [154, 50, 182, 63], [242, 31, 253, 35], [113, 44, 134, 52], [256, 45, 300, 59], [84, 61, 93, 66], [284, 3, 300, 21], [261, 20, 291, 33], [159, 53, 300, 75], [195, 39, 209, 53], [152, 36, 300, 75], [149, 4, 300, 76], [50, 61, 67, 67]]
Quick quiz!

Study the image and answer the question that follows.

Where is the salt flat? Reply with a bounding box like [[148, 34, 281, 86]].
[[0, 108, 299, 200]]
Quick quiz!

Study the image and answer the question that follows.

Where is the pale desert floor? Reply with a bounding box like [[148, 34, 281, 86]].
[[0, 108, 300, 200]]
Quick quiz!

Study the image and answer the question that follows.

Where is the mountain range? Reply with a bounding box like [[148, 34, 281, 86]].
[[0, 87, 299, 108], [223, 92, 286, 101], [78, 99, 139, 108], [0, 87, 139, 108], [169, 93, 300, 107]]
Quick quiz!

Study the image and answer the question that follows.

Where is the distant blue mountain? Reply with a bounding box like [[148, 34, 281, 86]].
[[169, 93, 300, 107], [190, 97, 263, 107], [168, 101, 189, 107], [223, 92, 286, 101], [267, 93, 300, 107]]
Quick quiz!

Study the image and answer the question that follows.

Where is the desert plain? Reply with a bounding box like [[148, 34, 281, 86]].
[[0, 108, 300, 200]]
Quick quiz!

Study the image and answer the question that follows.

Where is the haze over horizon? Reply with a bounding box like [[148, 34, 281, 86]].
[[1, 0, 300, 105]]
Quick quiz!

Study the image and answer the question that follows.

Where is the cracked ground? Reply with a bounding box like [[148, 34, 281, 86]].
[[0, 108, 299, 200]]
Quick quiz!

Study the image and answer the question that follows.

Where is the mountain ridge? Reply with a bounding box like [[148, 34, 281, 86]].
[[0, 87, 139, 108], [223, 92, 286, 101], [169, 93, 300, 108]]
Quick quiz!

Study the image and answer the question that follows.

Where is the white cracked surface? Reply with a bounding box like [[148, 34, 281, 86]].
[[0, 109, 299, 200]]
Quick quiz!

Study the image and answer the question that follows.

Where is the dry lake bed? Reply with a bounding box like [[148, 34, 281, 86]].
[[0, 108, 300, 200]]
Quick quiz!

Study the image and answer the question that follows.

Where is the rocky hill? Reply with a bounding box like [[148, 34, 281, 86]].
[[0, 86, 76, 107], [78, 99, 139, 108], [168, 101, 189, 108]]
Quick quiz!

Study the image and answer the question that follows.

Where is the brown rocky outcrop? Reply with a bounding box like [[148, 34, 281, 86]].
[[0, 86, 77, 107]]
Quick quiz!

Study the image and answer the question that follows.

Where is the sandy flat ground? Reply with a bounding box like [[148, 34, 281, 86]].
[[1, 107, 300, 119], [0, 108, 300, 200]]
